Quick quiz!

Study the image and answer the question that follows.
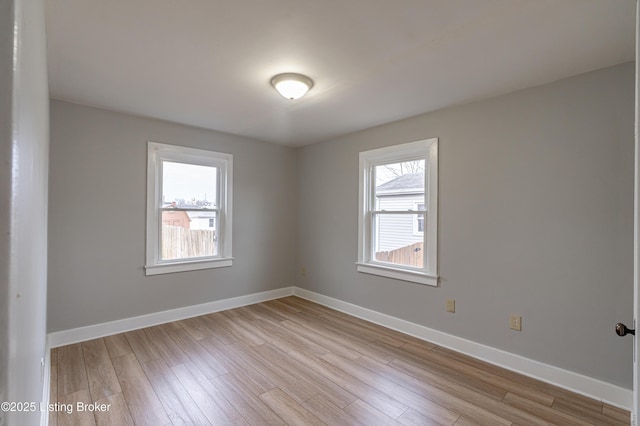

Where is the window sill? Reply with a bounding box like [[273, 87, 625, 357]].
[[356, 262, 438, 286], [145, 257, 233, 276]]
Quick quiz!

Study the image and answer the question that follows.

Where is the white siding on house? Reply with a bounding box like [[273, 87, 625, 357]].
[[376, 193, 424, 252], [187, 211, 217, 230]]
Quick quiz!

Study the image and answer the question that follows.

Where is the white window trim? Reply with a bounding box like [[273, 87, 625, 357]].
[[357, 138, 438, 286], [145, 142, 233, 276]]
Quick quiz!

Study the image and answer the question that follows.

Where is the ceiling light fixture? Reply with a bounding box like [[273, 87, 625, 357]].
[[271, 73, 313, 100]]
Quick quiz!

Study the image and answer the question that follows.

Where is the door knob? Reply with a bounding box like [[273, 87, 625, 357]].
[[615, 322, 635, 336]]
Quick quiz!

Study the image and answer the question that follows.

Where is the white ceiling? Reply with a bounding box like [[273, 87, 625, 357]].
[[46, 0, 636, 147]]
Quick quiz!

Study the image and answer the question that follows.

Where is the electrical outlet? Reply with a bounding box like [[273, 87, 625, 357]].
[[446, 299, 455, 313], [300, 266, 306, 277], [510, 315, 522, 331]]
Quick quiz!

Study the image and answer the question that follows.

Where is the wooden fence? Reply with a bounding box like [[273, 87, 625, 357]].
[[376, 242, 423, 267], [162, 225, 217, 259]]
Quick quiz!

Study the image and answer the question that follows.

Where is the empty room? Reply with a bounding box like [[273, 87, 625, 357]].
[[3, 0, 640, 425]]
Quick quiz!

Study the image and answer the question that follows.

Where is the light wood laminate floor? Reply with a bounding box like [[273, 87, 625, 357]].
[[49, 296, 630, 425]]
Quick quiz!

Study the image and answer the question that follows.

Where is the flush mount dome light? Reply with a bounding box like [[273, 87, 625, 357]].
[[271, 73, 313, 100]]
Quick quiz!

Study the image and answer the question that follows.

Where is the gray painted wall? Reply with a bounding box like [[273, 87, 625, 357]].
[[48, 101, 297, 332], [295, 63, 635, 388], [1, 0, 49, 424]]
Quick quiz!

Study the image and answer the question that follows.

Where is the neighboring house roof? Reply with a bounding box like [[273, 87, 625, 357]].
[[163, 201, 215, 209], [377, 173, 424, 193], [162, 201, 216, 220], [187, 211, 216, 220]]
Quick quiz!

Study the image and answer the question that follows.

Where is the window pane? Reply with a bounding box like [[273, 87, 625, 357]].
[[161, 161, 218, 260], [374, 212, 425, 268], [162, 161, 217, 207], [374, 159, 425, 211], [162, 211, 218, 260], [374, 160, 425, 267]]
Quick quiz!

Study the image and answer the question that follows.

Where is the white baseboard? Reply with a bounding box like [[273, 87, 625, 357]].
[[45, 285, 632, 411], [293, 287, 633, 411], [47, 286, 294, 348]]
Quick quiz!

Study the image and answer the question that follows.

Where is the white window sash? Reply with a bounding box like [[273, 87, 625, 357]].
[[369, 210, 427, 271]]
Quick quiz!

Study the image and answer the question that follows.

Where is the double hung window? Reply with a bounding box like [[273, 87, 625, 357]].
[[145, 142, 233, 275], [357, 139, 438, 286]]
